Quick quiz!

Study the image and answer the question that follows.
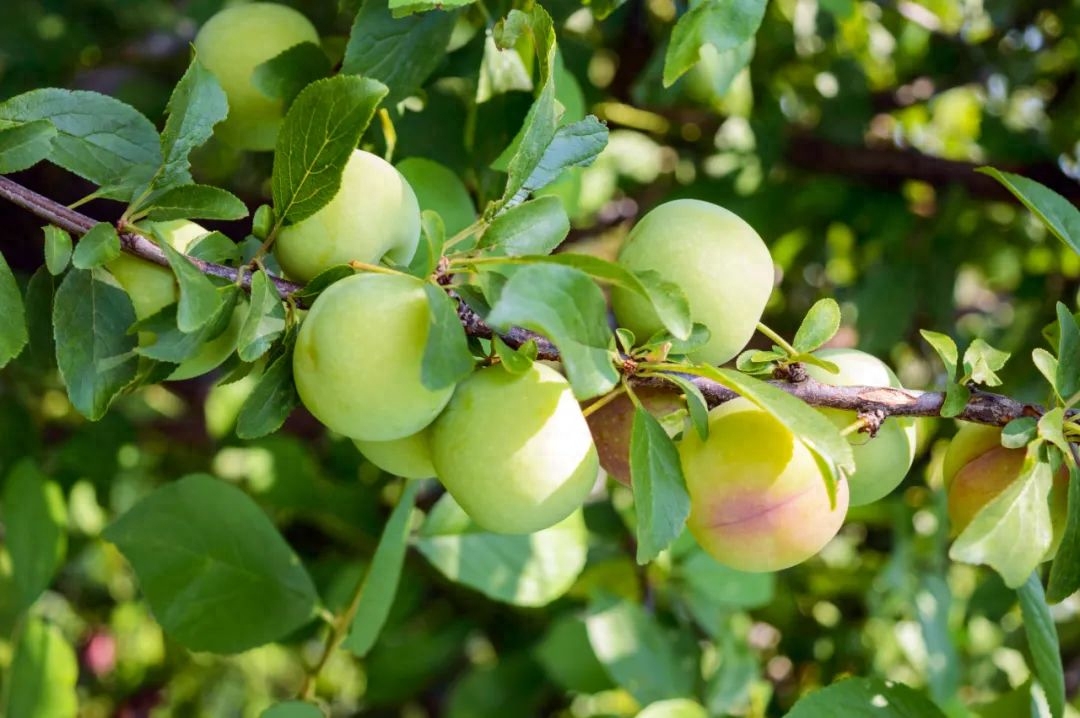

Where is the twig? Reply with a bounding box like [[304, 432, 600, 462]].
[[0, 175, 1056, 427]]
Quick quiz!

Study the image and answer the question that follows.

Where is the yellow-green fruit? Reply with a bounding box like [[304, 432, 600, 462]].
[[354, 428, 435, 479], [193, 3, 319, 151], [293, 273, 453, 441], [610, 199, 773, 365], [802, 348, 918, 506], [106, 220, 242, 381], [943, 423, 1069, 556], [395, 158, 475, 238], [679, 397, 849, 572], [275, 150, 422, 282], [430, 363, 599, 534]]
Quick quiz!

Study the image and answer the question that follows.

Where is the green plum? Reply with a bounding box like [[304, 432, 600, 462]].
[[275, 150, 422, 282], [292, 273, 454, 441], [610, 199, 774, 365], [802, 348, 918, 506], [354, 428, 435, 479], [106, 220, 242, 381], [193, 3, 320, 151], [430, 363, 599, 534], [679, 397, 849, 572]]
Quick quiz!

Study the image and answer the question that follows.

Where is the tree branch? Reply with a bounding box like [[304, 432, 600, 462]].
[[0, 175, 1058, 428]]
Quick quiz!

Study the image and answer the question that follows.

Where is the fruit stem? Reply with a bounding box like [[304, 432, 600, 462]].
[[348, 260, 406, 276], [581, 385, 628, 418], [755, 322, 799, 357], [839, 418, 866, 437]]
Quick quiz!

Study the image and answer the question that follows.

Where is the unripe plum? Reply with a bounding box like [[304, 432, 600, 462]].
[[106, 220, 242, 381], [292, 273, 454, 441], [354, 428, 435, 479], [584, 385, 684, 485], [679, 397, 849, 572], [942, 423, 1069, 556], [802, 348, 917, 506], [275, 150, 422, 282], [193, 3, 320, 151], [610, 199, 774, 365], [430, 363, 599, 534]]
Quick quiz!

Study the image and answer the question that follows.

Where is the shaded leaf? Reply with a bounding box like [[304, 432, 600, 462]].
[[1055, 302, 1080, 401], [42, 225, 71, 276], [103, 474, 319, 653], [630, 408, 691, 564], [143, 184, 248, 221], [0, 250, 27, 368], [1017, 573, 1066, 718], [2, 458, 66, 610], [157, 234, 221, 333], [786, 676, 947, 718], [261, 702, 325, 718], [1047, 465, 1080, 602], [236, 350, 299, 440], [485, 263, 617, 400], [0, 119, 55, 173], [421, 284, 475, 391], [252, 42, 332, 109], [343, 481, 419, 656], [238, 271, 286, 362], [978, 168, 1080, 257], [52, 269, 138, 420], [480, 196, 569, 257], [4, 618, 78, 718]]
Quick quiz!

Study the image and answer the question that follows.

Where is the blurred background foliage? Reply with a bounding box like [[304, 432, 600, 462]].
[[0, 0, 1079, 716]]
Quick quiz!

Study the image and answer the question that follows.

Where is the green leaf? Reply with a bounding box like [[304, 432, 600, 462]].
[[238, 271, 286, 362], [657, 374, 708, 440], [535, 615, 615, 694], [143, 184, 248, 221], [920, 329, 959, 377], [0, 89, 161, 197], [52, 269, 138, 420], [941, 382, 971, 419], [1032, 348, 1059, 397], [485, 263, 618, 400], [157, 233, 222, 333], [252, 42, 332, 109], [484, 253, 691, 341], [630, 408, 691, 564], [272, 75, 388, 224], [963, 338, 1009, 387], [186, 231, 240, 264], [24, 267, 56, 367], [3, 618, 78, 718], [2, 459, 66, 610], [261, 702, 326, 718], [1047, 465, 1080, 602], [42, 225, 71, 276], [509, 117, 609, 207], [421, 284, 475, 391], [0, 119, 55, 173], [1002, 417, 1038, 449], [1054, 302, 1080, 401], [977, 167, 1080, 257], [155, 55, 228, 190], [683, 365, 854, 503], [103, 473, 319, 653], [1037, 408, 1071, 458], [493, 336, 536, 373], [480, 196, 570, 257], [793, 298, 841, 354], [133, 287, 238, 364], [416, 494, 587, 606], [677, 548, 774, 610], [1017, 573, 1066, 718], [405, 209, 444, 279], [949, 451, 1054, 588], [477, 35, 533, 103], [499, 7, 558, 206], [785, 676, 947, 718], [343, 481, 419, 657], [663, 0, 767, 87], [342, 0, 457, 105], [236, 351, 299, 440], [585, 595, 695, 705], [71, 222, 121, 269], [0, 250, 27, 369]]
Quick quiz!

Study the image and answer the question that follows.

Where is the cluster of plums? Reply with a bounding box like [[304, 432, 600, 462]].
[[106, 2, 1066, 574]]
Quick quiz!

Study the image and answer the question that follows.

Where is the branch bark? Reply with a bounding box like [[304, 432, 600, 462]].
[[0, 175, 1055, 427]]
